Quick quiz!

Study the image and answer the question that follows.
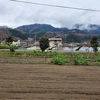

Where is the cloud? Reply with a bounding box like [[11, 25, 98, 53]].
[[0, 0, 100, 28]]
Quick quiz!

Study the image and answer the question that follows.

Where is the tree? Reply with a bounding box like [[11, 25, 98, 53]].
[[39, 37, 49, 51], [6, 36, 13, 45], [66, 34, 82, 43], [6, 36, 15, 52], [90, 36, 99, 53]]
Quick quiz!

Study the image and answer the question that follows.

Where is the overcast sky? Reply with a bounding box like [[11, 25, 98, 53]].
[[0, 0, 100, 28]]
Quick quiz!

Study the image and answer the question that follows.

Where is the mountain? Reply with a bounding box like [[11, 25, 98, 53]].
[[16, 23, 86, 39], [1, 23, 100, 43], [16, 24, 69, 34], [73, 24, 100, 34], [0, 27, 9, 41], [0, 26, 26, 41], [0, 24, 89, 41]]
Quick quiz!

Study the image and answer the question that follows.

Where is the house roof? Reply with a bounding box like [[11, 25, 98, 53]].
[[49, 38, 62, 41]]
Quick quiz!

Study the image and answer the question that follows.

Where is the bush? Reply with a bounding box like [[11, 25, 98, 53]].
[[94, 57, 100, 66], [10, 47, 15, 52], [94, 61, 100, 66], [10, 45, 18, 49], [95, 57, 100, 62], [74, 54, 90, 65], [0, 44, 9, 49], [0, 44, 18, 49], [50, 55, 68, 65], [9, 45, 18, 52]]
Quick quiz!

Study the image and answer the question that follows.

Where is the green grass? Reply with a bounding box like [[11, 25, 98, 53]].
[[0, 44, 18, 49], [0, 50, 100, 66]]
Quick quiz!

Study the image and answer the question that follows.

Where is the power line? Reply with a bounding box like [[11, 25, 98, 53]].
[[10, 0, 100, 12]]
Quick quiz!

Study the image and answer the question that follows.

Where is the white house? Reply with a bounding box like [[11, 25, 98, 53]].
[[48, 37, 62, 49], [12, 40, 21, 46]]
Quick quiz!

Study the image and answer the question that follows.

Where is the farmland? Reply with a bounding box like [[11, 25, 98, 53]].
[[0, 62, 100, 100]]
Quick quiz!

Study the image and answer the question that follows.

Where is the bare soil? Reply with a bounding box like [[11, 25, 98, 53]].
[[0, 62, 100, 100], [0, 56, 47, 64]]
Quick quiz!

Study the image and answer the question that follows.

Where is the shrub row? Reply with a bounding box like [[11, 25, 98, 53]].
[[0, 44, 18, 49], [0, 50, 100, 65], [50, 53, 100, 66]]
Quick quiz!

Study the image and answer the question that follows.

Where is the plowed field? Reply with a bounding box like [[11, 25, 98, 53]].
[[0, 63, 100, 100]]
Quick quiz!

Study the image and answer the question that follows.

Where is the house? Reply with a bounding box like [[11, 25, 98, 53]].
[[27, 37, 34, 46], [49, 37, 62, 49], [12, 40, 21, 46]]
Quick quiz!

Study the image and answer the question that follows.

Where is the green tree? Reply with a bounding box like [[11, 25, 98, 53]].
[[6, 36, 15, 52], [39, 37, 49, 51], [66, 34, 82, 43], [6, 36, 13, 45], [90, 36, 99, 53]]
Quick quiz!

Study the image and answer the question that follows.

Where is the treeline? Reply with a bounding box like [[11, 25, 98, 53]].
[[10, 29, 100, 43], [62, 34, 93, 43]]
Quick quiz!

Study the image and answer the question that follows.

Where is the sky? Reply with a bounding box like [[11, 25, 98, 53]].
[[1, 0, 100, 28]]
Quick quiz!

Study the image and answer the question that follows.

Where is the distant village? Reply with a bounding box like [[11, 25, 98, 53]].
[[1, 36, 94, 52], [1, 33, 99, 52], [11, 37, 63, 50]]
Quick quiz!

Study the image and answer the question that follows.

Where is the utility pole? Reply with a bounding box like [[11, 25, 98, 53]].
[[0, 32, 2, 44], [35, 32, 37, 43]]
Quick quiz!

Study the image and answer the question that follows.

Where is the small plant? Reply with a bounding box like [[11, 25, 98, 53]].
[[95, 57, 100, 62], [94, 57, 100, 66], [50, 55, 68, 65], [29, 62, 34, 64], [82, 59, 90, 65], [94, 61, 100, 66], [13, 51, 24, 55], [74, 54, 90, 65], [74, 54, 83, 65]]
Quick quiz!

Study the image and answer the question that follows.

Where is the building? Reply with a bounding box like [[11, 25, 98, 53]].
[[49, 37, 62, 49], [12, 40, 21, 46], [27, 37, 34, 46]]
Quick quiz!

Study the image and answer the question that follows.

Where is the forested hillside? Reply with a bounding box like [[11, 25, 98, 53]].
[[0, 24, 100, 43]]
